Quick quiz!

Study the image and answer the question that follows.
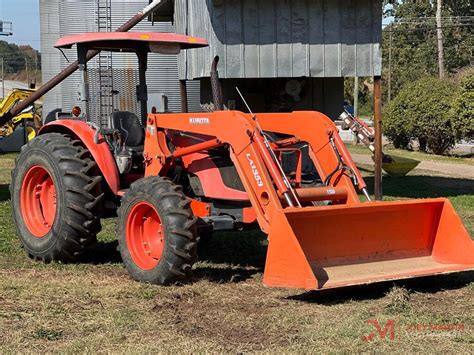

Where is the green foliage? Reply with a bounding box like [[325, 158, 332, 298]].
[[383, 77, 465, 154], [0, 41, 41, 74], [344, 78, 372, 111], [450, 70, 474, 141], [445, 0, 472, 17], [382, 1, 473, 101]]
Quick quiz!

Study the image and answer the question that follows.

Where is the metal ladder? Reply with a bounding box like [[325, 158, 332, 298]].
[[96, 0, 114, 128]]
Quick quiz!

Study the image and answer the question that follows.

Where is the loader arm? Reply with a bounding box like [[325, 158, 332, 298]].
[[0, 89, 36, 117]]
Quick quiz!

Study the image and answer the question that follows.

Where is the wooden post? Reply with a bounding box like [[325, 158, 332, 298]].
[[180, 80, 188, 113], [374, 76, 383, 200]]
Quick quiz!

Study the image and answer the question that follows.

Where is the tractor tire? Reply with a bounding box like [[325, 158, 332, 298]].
[[10, 132, 104, 262], [117, 176, 198, 285]]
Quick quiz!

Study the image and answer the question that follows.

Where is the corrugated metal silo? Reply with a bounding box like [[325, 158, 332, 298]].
[[40, 0, 199, 124]]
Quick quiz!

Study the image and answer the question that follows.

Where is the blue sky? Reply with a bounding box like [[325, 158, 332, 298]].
[[0, 0, 40, 49]]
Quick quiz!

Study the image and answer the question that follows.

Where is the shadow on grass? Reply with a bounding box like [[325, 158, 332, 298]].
[[79, 241, 122, 264], [0, 184, 10, 201], [77, 229, 268, 285], [193, 229, 267, 284], [192, 265, 261, 284], [364, 175, 474, 198], [287, 271, 474, 305]]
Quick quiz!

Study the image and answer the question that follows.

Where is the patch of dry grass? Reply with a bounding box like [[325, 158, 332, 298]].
[[0, 153, 473, 352], [1, 266, 473, 353]]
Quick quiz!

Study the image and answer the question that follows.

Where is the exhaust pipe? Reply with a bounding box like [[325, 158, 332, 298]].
[[210, 56, 224, 111], [0, 0, 166, 127]]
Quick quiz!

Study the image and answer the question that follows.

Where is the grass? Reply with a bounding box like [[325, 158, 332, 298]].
[[347, 144, 474, 166], [0, 153, 473, 352]]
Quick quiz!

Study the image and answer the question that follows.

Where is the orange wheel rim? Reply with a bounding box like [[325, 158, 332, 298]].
[[20, 166, 57, 238], [126, 201, 164, 270]]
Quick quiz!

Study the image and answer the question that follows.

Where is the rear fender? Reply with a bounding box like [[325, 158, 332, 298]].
[[39, 120, 120, 195]]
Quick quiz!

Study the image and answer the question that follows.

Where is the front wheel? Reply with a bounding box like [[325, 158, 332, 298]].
[[117, 177, 198, 285]]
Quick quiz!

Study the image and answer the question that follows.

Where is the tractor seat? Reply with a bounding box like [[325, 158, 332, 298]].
[[110, 111, 145, 150]]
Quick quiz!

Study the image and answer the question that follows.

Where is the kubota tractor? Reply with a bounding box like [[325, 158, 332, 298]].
[[10, 32, 474, 290]]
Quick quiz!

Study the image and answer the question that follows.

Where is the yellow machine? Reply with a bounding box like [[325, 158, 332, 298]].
[[0, 89, 41, 141]]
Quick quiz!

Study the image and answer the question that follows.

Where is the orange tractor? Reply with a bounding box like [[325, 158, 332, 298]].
[[11, 32, 474, 290]]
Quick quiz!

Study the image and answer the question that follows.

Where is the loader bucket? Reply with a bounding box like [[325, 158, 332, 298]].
[[263, 198, 474, 290]]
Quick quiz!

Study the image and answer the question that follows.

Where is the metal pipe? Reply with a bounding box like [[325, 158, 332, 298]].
[[171, 138, 222, 158], [0, 0, 165, 126], [253, 131, 290, 198], [374, 76, 383, 200], [272, 136, 301, 148], [137, 50, 148, 126], [293, 186, 348, 202], [362, 187, 371, 202], [210, 56, 224, 111], [332, 130, 367, 191]]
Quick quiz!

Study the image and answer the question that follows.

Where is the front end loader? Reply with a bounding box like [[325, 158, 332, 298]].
[[0, 89, 41, 142], [10, 32, 474, 290]]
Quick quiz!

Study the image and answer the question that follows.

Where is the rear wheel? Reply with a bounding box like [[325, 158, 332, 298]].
[[117, 177, 197, 284], [10, 133, 104, 262]]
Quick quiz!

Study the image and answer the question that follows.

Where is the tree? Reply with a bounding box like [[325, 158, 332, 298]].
[[0, 41, 41, 75], [445, 0, 472, 17], [383, 77, 468, 155], [381, 1, 473, 101], [450, 70, 474, 141]]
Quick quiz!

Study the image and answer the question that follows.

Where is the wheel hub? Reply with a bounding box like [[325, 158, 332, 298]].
[[20, 166, 57, 238], [126, 201, 165, 270]]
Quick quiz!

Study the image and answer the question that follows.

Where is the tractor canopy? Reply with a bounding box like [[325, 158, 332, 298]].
[[55, 32, 208, 54]]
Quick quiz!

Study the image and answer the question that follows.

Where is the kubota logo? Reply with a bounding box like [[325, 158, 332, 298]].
[[189, 117, 210, 125], [362, 319, 396, 342], [246, 154, 263, 187]]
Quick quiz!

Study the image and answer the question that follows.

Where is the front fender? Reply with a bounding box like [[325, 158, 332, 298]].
[[40, 120, 120, 195]]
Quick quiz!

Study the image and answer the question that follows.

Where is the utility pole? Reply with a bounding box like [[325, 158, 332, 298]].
[[388, 24, 392, 102], [353, 77, 359, 117], [1, 58, 4, 99], [25, 57, 29, 86], [436, 0, 445, 79], [35, 50, 38, 85]]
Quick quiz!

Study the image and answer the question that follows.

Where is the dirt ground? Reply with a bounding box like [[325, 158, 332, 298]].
[[0, 151, 473, 352], [350, 153, 474, 179]]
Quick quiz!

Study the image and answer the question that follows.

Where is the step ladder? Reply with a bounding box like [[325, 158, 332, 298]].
[[95, 0, 114, 128]]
